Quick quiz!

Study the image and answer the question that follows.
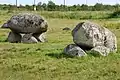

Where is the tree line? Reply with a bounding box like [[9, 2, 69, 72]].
[[0, 1, 120, 11]]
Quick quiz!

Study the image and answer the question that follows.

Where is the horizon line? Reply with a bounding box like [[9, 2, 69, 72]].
[[0, 2, 119, 6]]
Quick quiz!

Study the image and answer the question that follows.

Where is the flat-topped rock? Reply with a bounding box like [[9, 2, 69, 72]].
[[2, 13, 48, 34]]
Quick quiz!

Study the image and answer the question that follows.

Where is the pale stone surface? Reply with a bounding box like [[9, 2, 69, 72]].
[[104, 28, 117, 52], [21, 33, 38, 43], [72, 21, 105, 49], [72, 21, 117, 54], [33, 33, 47, 42], [63, 44, 87, 57], [7, 31, 21, 43], [91, 46, 110, 56]]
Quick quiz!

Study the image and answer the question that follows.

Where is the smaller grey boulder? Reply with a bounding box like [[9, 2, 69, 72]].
[[63, 27, 71, 31], [91, 46, 110, 56], [7, 31, 21, 43], [21, 33, 38, 43], [33, 33, 47, 42], [63, 44, 87, 57]]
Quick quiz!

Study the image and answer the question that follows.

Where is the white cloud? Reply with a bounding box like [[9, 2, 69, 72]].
[[0, 0, 10, 4]]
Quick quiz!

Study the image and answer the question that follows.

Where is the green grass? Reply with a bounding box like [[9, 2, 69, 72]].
[[0, 11, 120, 80], [0, 10, 113, 20]]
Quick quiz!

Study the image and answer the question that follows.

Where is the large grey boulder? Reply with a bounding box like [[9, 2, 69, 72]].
[[21, 33, 38, 43], [1, 13, 48, 34], [7, 31, 21, 43], [72, 21, 117, 55], [63, 44, 87, 57]]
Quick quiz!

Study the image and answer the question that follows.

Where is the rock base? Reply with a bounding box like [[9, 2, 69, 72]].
[[7, 32, 47, 43]]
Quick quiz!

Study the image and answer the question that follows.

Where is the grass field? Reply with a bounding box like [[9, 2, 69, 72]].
[[0, 11, 120, 80]]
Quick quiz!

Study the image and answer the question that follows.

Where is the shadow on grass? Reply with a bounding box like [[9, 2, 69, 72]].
[[46, 51, 102, 59], [86, 51, 101, 57], [46, 52, 74, 59]]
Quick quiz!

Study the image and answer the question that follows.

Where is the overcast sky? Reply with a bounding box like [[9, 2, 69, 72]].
[[0, 0, 119, 6]]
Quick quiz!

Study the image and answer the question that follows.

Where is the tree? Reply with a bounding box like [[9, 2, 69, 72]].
[[38, 2, 42, 6], [25, 5, 33, 11], [42, 3, 47, 10], [47, 1, 56, 11], [76, 4, 81, 11], [81, 4, 88, 10], [93, 3, 104, 11]]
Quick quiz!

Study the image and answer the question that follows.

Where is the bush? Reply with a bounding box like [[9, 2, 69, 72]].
[[109, 10, 120, 18]]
